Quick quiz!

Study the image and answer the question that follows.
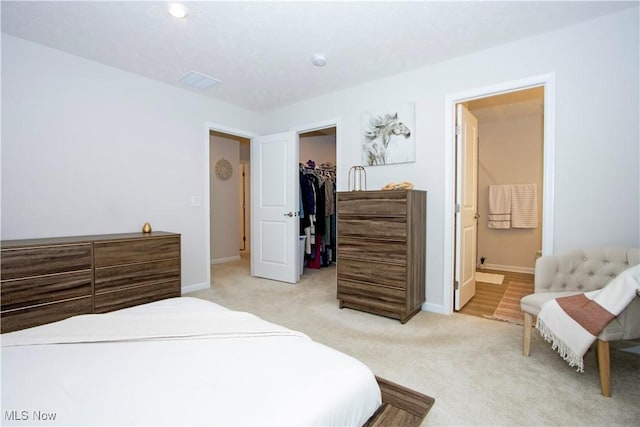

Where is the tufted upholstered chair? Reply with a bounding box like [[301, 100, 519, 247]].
[[520, 247, 640, 397]]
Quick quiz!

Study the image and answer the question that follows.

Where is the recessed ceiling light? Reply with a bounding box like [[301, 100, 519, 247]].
[[168, 3, 188, 19], [311, 54, 327, 67]]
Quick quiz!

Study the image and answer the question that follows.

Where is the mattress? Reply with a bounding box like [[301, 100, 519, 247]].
[[1, 297, 381, 426]]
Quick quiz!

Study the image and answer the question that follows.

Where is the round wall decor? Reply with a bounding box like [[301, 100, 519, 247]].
[[215, 158, 233, 180]]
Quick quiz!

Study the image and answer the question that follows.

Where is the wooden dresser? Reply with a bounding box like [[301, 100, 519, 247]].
[[336, 190, 426, 323], [1, 232, 181, 333]]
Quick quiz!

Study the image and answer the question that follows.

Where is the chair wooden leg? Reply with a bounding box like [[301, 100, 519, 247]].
[[597, 340, 611, 397], [523, 312, 532, 356]]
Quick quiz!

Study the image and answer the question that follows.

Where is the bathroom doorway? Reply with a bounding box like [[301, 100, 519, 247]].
[[455, 86, 544, 318]]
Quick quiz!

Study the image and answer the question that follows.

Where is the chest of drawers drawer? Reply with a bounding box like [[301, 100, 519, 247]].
[[95, 258, 180, 293], [337, 238, 407, 265], [1, 297, 93, 333], [1, 271, 93, 312], [1, 244, 92, 280], [94, 236, 180, 267], [337, 218, 407, 241], [337, 191, 408, 216], [94, 280, 180, 313], [337, 258, 406, 289]]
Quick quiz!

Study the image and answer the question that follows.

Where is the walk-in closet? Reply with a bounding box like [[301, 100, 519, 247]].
[[299, 127, 336, 276]]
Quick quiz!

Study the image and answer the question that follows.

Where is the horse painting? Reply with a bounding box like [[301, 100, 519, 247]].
[[361, 112, 412, 166]]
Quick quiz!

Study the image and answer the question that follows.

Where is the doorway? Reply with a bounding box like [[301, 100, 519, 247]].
[[299, 127, 337, 275], [455, 87, 544, 314], [444, 73, 556, 315], [209, 130, 251, 265], [468, 88, 544, 274]]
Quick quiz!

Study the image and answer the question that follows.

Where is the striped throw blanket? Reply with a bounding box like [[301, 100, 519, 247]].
[[536, 265, 640, 372]]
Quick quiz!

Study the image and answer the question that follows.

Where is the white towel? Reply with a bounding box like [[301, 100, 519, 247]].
[[488, 185, 511, 229], [511, 184, 538, 228]]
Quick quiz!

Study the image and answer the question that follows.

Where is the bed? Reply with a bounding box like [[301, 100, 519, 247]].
[[1, 296, 381, 426]]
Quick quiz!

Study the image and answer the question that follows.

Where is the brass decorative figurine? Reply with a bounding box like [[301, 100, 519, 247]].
[[142, 222, 152, 233]]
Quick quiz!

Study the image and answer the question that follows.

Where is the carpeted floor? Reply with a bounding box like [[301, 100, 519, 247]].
[[188, 255, 640, 426], [491, 281, 534, 325]]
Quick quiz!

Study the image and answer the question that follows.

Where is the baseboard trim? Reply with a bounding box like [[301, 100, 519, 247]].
[[480, 263, 534, 274], [211, 256, 241, 265], [181, 282, 209, 294], [422, 302, 447, 314]]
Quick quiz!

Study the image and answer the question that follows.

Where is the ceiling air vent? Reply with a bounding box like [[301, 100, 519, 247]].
[[178, 71, 220, 89]]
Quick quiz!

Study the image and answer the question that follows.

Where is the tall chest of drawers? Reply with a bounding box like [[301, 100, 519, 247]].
[[1, 232, 181, 333], [336, 190, 426, 323]]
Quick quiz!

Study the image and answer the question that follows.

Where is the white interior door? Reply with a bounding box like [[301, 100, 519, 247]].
[[454, 104, 479, 310], [250, 132, 298, 283]]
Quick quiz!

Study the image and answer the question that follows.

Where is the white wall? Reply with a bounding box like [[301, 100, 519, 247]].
[[210, 134, 240, 263], [299, 134, 336, 165], [262, 8, 640, 312], [1, 35, 263, 292]]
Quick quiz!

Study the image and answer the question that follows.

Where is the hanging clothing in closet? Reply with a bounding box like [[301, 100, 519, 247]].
[[299, 160, 336, 269]]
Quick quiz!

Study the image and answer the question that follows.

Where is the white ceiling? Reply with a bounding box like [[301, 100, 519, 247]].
[[2, 1, 635, 111], [468, 86, 544, 123]]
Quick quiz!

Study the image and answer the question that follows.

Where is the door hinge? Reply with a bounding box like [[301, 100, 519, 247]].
[[455, 203, 460, 213], [455, 125, 461, 136], [454, 280, 459, 290]]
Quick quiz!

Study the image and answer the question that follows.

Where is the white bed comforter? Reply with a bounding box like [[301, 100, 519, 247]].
[[1, 297, 381, 426]]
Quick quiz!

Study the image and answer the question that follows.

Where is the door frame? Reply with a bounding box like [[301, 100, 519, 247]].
[[292, 118, 341, 153], [291, 117, 341, 183], [442, 73, 556, 315], [204, 122, 256, 288]]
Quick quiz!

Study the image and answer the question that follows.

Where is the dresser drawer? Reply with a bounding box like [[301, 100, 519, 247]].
[[94, 280, 180, 313], [94, 236, 180, 267], [338, 259, 406, 289], [1, 271, 93, 312], [0, 296, 92, 333], [337, 279, 405, 303], [337, 280, 406, 319], [337, 218, 406, 240], [337, 238, 407, 265], [338, 191, 408, 217], [95, 258, 180, 293], [1, 244, 92, 280]]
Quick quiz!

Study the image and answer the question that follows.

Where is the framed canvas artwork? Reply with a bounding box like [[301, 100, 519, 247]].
[[361, 102, 415, 166]]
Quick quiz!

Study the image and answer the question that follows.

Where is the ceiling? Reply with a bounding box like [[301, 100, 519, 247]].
[[2, 1, 635, 112], [468, 86, 544, 123]]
